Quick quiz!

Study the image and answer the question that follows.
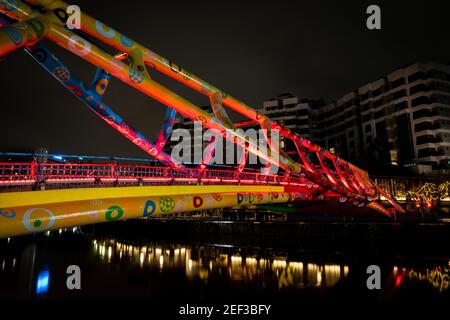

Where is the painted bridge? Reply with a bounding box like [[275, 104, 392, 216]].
[[0, 0, 403, 238]]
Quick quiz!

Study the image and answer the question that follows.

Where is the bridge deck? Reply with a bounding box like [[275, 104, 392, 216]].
[[0, 184, 316, 238]]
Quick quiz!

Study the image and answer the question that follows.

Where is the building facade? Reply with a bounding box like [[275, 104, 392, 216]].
[[171, 62, 450, 174], [260, 93, 324, 155], [262, 93, 317, 140], [316, 62, 450, 174]]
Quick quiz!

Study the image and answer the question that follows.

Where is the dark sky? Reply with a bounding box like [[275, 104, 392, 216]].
[[1, 0, 450, 158]]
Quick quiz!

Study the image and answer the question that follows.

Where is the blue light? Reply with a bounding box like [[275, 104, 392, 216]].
[[36, 268, 50, 295], [53, 155, 63, 160]]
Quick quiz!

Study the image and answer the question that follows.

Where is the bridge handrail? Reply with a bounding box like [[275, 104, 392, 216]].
[[0, 162, 310, 187]]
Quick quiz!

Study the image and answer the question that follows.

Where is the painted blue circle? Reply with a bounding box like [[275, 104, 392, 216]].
[[120, 34, 134, 47], [143, 200, 156, 217], [5, 28, 22, 45]]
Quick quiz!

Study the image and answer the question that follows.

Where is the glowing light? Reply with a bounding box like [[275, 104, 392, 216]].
[[174, 178, 198, 182], [36, 268, 50, 295], [99, 245, 105, 257], [0, 179, 36, 185], [273, 259, 287, 267], [317, 270, 322, 286], [140, 252, 144, 267], [289, 261, 303, 269], [343, 266, 349, 276], [231, 255, 242, 263], [395, 274, 403, 287]]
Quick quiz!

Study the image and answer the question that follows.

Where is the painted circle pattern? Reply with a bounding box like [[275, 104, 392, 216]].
[[120, 34, 134, 47], [23, 208, 55, 232], [68, 35, 91, 56], [0, 209, 16, 218], [5, 28, 22, 45], [95, 20, 116, 38], [159, 197, 175, 212], [105, 205, 123, 221], [96, 79, 108, 95], [32, 48, 47, 62], [143, 200, 156, 217], [129, 68, 145, 84], [52, 66, 71, 82]]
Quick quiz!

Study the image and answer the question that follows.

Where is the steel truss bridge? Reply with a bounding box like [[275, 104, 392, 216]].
[[0, 0, 403, 238]]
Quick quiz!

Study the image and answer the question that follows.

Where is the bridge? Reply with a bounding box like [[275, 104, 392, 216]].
[[0, 0, 403, 238]]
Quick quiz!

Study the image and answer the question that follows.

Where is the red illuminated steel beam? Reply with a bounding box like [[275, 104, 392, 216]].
[[17, 0, 348, 182], [0, 0, 403, 214], [0, 2, 327, 189]]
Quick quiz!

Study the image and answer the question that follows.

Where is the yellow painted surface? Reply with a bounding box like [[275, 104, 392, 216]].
[[0, 185, 284, 208], [0, 186, 289, 238]]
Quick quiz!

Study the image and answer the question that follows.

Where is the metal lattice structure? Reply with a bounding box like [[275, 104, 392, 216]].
[[0, 0, 405, 238]]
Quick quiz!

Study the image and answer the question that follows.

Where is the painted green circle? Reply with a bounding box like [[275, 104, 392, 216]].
[[105, 205, 123, 221], [33, 220, 42, 227]]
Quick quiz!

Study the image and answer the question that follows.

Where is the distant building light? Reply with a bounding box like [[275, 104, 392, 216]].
[[390, 150, 398, 166]]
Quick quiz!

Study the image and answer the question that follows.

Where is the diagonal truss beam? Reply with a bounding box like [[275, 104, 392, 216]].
[[0, 0, 404, 214]]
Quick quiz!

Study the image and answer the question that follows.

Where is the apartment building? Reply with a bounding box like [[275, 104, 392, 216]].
[[317, 62, 450, 174], [171, 62, 450, 174]]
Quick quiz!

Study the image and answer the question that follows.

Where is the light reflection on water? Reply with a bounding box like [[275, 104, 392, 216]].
[[405, 265, 450, 292], [0, 232, 449, 301], [93, 239, 349, 289]]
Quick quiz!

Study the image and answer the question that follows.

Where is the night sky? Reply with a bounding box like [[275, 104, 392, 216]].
[[1, 0, 450, 158]]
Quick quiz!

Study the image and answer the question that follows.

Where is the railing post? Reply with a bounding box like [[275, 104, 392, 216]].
[[390, 178, 395, 198], [110, 163, 115, 179], [30, 160, 37, 181]]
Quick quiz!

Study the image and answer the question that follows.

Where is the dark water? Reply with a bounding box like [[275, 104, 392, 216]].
[[0, 223, 449, 312]]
